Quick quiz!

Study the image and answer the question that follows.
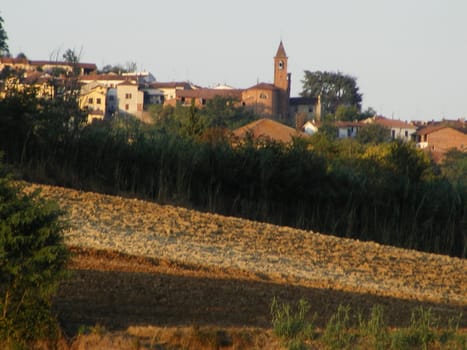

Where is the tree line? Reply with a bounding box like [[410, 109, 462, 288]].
[[0, 76, 465, 258]]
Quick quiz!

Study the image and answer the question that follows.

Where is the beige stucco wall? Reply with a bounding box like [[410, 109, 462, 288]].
[[117, 84, 144, 119]]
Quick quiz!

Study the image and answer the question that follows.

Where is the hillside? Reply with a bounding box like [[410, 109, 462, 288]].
[[24, 183, 467, 345]]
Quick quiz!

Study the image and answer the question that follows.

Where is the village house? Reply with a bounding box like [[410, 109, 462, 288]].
[[0, 57, 97, 76], [289, 96, 322, 123], [363, 116, 416, 141], [302, 120, 320, 135], [415, 125, 467, 162], [161, 41, 320, 126], [0, 71, 55, 99], [79, 82, 108, 123], [335, 121, 363, 139], [79, 73, 132, 89], [150, 81, 196, 105], [175, 87, 243, 108]]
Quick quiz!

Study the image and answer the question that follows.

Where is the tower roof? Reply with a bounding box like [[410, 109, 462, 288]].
[[275, 41, 287, 58]]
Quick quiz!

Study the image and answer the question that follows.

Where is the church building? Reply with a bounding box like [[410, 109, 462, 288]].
[[241, 41, 291, 121], [160, 41, 321, 124]]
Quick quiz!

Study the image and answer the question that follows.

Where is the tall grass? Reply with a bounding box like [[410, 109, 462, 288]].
[[271, 300, 466, 350]]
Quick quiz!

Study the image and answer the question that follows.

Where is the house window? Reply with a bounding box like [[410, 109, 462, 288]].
[[391, 130, 396, 139], [96, 98, 101, 105], [405, 130, 409, 138], [259, 93, 267, 99], [125, 93, 132, 99], [88, 97, 93, 104], [125, 104, 129, 111]]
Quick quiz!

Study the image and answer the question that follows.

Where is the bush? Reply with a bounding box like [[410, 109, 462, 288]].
[[391, 307, 438, 350], [270, 297, 315, 349], [0, 159, 69, 349], [358, 304, 390, 350], [322, 304, 355, 349]]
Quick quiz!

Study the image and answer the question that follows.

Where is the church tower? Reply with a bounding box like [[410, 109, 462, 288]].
[[274, 41, 291, 120]]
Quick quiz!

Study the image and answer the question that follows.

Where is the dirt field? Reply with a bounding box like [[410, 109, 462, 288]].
[[24, 183, 466, 347]]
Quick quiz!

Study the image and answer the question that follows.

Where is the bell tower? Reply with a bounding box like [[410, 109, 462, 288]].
[[274, 41, 291, 119], [274, 41, 288, 90]]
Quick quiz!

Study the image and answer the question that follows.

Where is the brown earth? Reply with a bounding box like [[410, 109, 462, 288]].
[[23, 184, 467, 346]]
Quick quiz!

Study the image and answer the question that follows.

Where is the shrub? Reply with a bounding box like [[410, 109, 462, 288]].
[[270, 297, 315, 349], [358, 304, 390, 350], [322, 304, 355, 350], [0, 158, 69, 349], [391, 307, 438, 350]]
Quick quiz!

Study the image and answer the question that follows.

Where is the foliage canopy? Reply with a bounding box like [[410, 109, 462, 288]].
[[301, 70, 362, 116], [0, 159, 69, 349], [0, 14, 9, 56]]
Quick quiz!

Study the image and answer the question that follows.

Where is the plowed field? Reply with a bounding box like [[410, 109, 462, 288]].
[[24, 184, 466, 347]]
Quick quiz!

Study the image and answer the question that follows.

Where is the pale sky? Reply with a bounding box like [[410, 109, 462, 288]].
[[2, 0, 467, 121]]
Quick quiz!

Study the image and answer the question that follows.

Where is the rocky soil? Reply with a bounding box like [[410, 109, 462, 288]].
[[24, 183, 467, 336]]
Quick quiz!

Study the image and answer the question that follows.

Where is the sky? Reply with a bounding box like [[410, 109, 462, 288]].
[[2, 0, 467, 121]]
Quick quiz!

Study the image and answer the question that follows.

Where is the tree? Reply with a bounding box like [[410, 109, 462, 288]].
[[62, 48, 81, 76], [62, 48, 79, 65], [200, 95, 257, 129], [300, 70, 362, 116], [181, 101, 205, 139], [98, 61, 137, 74], [356, 123, 391, 144], [334, 105, 360, 121], [0, 14, 9, 57], [0, 158, 68, 348], [440, 149, 467, 188]]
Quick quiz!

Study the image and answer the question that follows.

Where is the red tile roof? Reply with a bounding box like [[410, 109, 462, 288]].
[[233, 118, 305, 143], [80, 74, 134, 81], [176, 88, 243, 99], [245, 82, 277, 91], [373, 116, 416, 129], [416, 125, 450, 136], [151, 82, 193, 89], [30, 60, 97, 70], [335, 121, 364, 128]]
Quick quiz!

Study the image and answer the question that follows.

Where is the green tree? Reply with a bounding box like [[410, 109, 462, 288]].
[[440, 149, 467, 187], [300, 70, 362, 116], [334, 105, 360, 121], [99, 61, 137, 74], [0, 14, 8, 57], [356, 123, 391, 144], [200, 95, 257, 129], [62, 48, 81, 76], [181, 101, 205, 139], [0, 159, 69, 349]]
